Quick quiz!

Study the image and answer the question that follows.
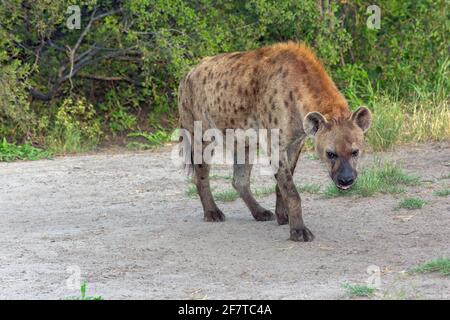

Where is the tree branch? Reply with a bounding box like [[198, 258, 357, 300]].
[[28, 48, 140, 101], [27, 6, 132, 101], [77, 73, 143, 86], [72, 6, 98, 53]]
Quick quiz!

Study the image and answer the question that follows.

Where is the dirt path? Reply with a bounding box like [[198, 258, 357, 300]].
[[0, 143, 449, 299]]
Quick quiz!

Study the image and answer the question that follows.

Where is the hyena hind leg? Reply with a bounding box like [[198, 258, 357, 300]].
[[232, 163, 274, 221], [193, 163, 225, 222]]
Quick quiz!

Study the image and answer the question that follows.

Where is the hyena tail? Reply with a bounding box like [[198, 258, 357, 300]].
[[177, 128, 194, 177], [177, 74, 195, 177]]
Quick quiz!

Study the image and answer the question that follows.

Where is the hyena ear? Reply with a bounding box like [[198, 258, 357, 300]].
[[351, 106, 372, 133], [303, 112, 327, 137]]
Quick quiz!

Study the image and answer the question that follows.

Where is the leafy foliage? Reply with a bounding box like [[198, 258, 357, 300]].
[[0, 0, 448, 152], [0, 138, 51, 161], [47, 97, 102, 153]]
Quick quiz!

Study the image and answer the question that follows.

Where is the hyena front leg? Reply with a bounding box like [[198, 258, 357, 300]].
[[275, 154, 314, 242], [232, 162, 274, 221], [275, 139, 305, 225], [193, 163, 225, 222]]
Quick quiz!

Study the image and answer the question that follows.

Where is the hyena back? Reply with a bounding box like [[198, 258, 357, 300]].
[[178, 42, 372, 242]]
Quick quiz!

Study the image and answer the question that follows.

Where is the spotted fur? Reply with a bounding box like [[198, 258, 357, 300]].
[[178, 41, 372, 241]]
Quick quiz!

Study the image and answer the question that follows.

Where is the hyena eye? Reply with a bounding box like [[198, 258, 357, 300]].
[[326, 151, 337, 160], [352, 150, 359, 158]]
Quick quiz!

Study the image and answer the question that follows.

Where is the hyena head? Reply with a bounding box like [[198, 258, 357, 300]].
[[304, 107, 372, 190]]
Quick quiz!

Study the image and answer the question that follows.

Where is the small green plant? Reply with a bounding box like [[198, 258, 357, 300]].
[[109, 107, 137, 134], [0, 138, 52, 162], [324, 160, 419, 198], [411, 258, 450, 276], [296, 183, 321, 194], [395, 197, 426, 210], [99, 89, 138, 135], [185, 184, 198, 198], [47, 97, 102, 154], [214, 189, 239, 202], [127, 128, 171, 149], [66, 282, 103, 300], [434, 188, 450, 197], [342, 283, 375, 298], [252, 185, 276, 197]]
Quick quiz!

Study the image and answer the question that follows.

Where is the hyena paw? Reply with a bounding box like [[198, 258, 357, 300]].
[[290, 226, 315, 242], [204, 209, 225, 222], [253, 209, 275, 222]]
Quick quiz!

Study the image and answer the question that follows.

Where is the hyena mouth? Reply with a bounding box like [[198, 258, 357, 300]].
[[336, 184, 353, 191], [331, 176, 354, 191]]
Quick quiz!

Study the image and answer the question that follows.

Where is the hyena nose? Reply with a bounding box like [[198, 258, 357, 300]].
[[338, 176, 354, 186]]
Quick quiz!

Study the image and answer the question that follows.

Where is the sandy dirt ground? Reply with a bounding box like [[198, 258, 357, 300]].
[[0, 142, 449, 299]]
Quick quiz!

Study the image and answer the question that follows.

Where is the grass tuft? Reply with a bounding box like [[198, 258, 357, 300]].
[[364, 94, 450, 151], [324, 160, 419, 198], [252, 185, 276, 198], [366, 96, 404, 151], [434, 188, 450, 197], [342, 283, 375, 298], [395, 197, 426, 210], [401, 99, 450, 144], [214, 189, 239, 202], [411, 258, 450, 276]]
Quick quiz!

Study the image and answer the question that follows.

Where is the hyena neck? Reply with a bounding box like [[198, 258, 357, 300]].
[[304, 70, 351, 121], [320, 101, 352, 121], [276, 44, 352, 121], [299, 94, 351, 122]]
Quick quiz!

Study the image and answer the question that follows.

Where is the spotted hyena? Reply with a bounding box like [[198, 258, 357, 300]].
[[178, 42, 372, 241]]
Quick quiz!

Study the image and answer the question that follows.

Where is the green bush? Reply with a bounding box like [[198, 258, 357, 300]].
[[0, 0, 448, 152], [47, 97, 102, 153], [0, 61, 32, 140], [0, 138, 51, 162]]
